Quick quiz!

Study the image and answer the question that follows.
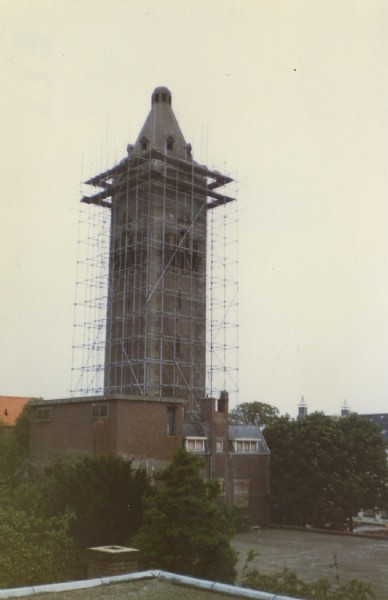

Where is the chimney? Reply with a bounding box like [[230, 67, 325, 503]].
[[218, 390, 229, 414], [200, 396, 216, 422], [87, 546, 141, 579]]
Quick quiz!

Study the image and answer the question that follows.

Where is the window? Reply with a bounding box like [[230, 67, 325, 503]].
[[164, 228, 199, 274], [218, 479, 225, 494], [175, 337, 181, 358], [36, 407, 51, 422], [234, 479, 249, 507], [92, 404, 109, 419], [216, 439, 224, 453], [167, 407, 176, 436], [177, 290, 182, 311], [140, 136, 149, 152], [185, 438, 206, 453], [166, 136, 175, 151], [233, 440, 258, 453]]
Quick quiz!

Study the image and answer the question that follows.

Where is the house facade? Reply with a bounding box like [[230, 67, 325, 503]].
[[29, 392, 270, 525]]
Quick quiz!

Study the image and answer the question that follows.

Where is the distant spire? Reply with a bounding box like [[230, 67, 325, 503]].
[[341, 399, 350, 417], [298, 396, 308, 420]]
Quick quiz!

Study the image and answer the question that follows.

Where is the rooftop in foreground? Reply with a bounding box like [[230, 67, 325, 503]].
[[0, 570, 299, 600]]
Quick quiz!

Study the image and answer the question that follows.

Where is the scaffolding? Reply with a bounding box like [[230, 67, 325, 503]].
[[71, 148, 238, 414]]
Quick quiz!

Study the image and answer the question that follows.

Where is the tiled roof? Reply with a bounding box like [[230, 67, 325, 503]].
[[183, 423, 270, 454], [183, 422, 206, 438], [229, 425, 270, 454], [0, 396, 31, 427]]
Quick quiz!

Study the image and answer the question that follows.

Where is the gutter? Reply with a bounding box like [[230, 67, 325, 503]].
[[0, 570, 305, 600]]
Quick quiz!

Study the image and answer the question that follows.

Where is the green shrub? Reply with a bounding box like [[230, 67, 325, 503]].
[[0, 507, 83, 588]]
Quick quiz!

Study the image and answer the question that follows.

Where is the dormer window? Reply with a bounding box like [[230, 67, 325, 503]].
[[185, 437, 206, 453], [140, 136, 149, 152], [232, 440, 259, 453], [166, 136, 175, 151]]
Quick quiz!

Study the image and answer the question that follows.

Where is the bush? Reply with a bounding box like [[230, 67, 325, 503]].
[[242, 550, 375, 600], [37, 454, 152, 548], [0, 507, 83, 588]]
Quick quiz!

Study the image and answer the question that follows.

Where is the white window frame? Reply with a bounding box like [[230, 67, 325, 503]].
[[185, 437, 206, 453], [216, 439, 224, 453], [232, 440, 259, 453]]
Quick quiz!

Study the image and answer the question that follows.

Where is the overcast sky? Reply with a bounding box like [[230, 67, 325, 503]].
[[1, 0, 387, 417]]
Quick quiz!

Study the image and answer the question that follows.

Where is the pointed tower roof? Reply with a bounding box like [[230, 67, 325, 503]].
[[132, 86, 190, 160]]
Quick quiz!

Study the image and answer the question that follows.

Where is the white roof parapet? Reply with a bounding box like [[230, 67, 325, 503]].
[[0, 569, 306, 600]]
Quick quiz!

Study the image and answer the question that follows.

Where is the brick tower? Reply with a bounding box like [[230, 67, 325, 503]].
[[81, 87, 235, 412]]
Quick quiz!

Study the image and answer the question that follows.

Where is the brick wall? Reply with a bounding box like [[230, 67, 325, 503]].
[[229, 453, 270, 525], [115, 397, 183, 461], [29, 396, 183, 467]]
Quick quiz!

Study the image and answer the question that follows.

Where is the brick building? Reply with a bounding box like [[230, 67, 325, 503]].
[[29, 391, 269, 525]]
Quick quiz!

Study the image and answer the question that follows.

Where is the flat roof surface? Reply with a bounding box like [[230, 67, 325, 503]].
[[234, 528, 388, 598]]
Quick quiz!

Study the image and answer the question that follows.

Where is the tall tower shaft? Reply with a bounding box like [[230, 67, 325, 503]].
[[76, 87, 236, 412]]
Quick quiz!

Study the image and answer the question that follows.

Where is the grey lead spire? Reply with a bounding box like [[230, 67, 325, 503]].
[[133, 86, 190, 160]]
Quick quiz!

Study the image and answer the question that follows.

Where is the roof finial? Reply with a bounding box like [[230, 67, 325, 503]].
[[152, 86, 172, 106]]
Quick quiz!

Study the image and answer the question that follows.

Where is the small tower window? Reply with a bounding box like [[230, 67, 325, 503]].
[[154, 93, 160, 103], [166, 136, 175, 151], [140, 136, 149, 152], [162, 93, 167, 102]]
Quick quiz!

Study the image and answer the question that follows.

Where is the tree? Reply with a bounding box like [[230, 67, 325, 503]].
[[264, 412, 388, 531], [133, 448, 237, 583], [0, 402, 32, 491], [0, 506, 83, 588], [36, 454, 152, 548], [229, 401, 279, 427]]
